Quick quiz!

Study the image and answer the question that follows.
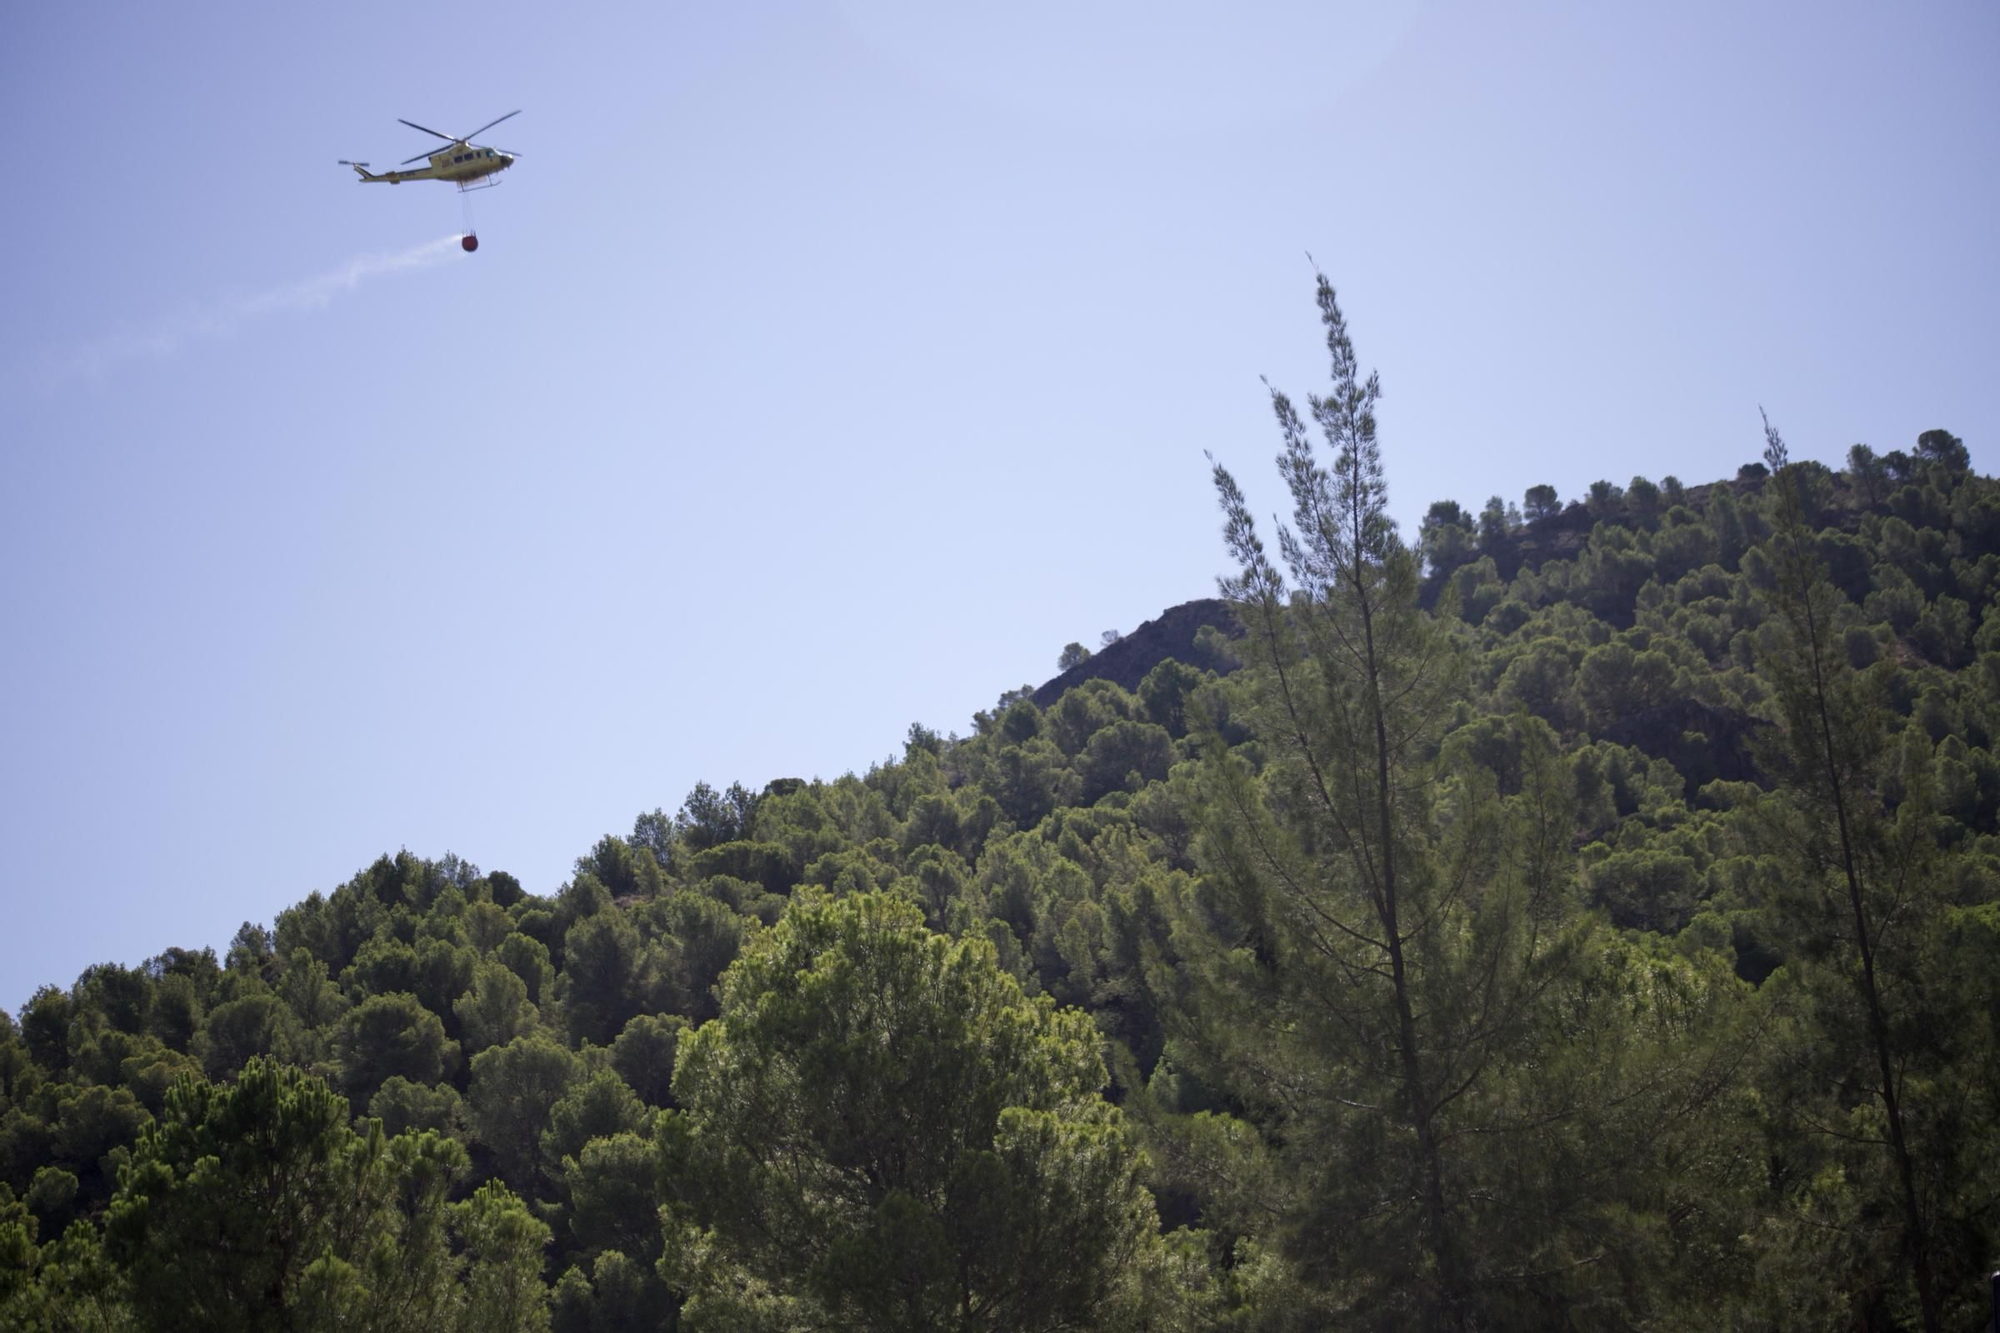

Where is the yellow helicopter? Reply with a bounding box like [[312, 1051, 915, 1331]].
[[339, 111, 521, 188], [340, 112, 522, 250]]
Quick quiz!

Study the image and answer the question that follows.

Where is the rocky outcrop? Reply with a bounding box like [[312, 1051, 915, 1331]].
[[1031, 599, 1244, 707]]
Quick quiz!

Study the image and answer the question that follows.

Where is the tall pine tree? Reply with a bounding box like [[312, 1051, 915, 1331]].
[[1750, 414, 1996, 1331], [1169, 275, 1750, 1329]]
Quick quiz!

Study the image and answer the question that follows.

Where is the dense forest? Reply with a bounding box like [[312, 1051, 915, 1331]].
[[5, 277, 1997, 1332]]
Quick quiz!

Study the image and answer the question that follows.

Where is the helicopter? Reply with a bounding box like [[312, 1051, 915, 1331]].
[[340, 111, 523, 248], [340, 110, 522, 187]]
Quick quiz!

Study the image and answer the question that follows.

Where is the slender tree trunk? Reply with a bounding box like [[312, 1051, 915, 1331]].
[[1769, 432, 1941, 1333], [1352, 532, 1463, 1332], [1377, 718, 1459, 1331], [1810, 649, 1940, 1333]]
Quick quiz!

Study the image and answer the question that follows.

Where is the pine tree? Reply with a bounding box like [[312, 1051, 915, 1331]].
[[1750, 413, 1993, 1331], [660, 891, 1168, 1332], [1188, 276, 1563, 1326], [1173, 276, 1753, 1328]]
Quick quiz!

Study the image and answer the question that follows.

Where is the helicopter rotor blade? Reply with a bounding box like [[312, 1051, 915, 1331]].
[[401, 148, 444, 165], [398, 118, 458, 142], [461, 110, 521, 141]]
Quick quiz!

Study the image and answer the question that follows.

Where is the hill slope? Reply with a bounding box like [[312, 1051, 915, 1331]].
[[4, 432, 1996, 1329]]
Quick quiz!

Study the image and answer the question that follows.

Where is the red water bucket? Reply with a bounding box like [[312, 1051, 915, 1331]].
[[461, 234, 479, 252]]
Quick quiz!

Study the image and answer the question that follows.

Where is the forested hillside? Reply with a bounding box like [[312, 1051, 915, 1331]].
[[4, 278, 1996, 1331]]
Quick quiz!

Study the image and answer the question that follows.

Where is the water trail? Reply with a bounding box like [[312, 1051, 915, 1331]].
[[5, 235, 466, 394]]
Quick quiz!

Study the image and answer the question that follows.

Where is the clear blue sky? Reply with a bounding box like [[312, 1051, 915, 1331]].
[[2, 0, 1994, 1010]]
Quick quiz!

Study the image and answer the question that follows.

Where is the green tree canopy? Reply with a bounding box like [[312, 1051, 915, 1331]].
[[104, 1057, 546, 1332], [661, 891, 1160, 1332]]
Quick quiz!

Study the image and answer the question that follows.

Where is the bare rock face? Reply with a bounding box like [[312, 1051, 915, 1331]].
[[1031, 599, 1243, 708]]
